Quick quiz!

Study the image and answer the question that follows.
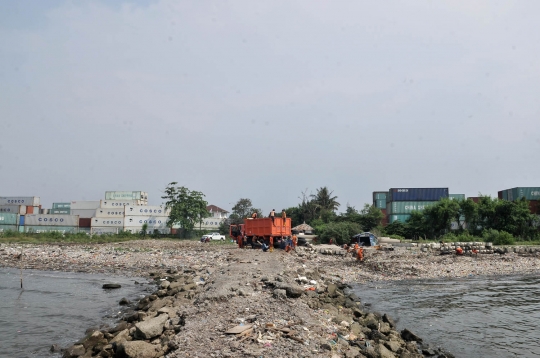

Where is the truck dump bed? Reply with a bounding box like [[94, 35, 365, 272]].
[[244, 217, 291, 237]]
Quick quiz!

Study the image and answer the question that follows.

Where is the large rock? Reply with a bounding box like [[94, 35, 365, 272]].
[[376, 343, 397, 358], [327, 283, 338, 297], [134, 314, 169, 339], [117, 341, 161, 358], [401, 328, 423, 342], [384, 340, 402, 353], [62, 344, 85, 358], [110, 329, 130, 344], [81, 330, 107, 349], [273, 282, 304, 298], [383, 314, 396, 329], [102, 283, 121, 289]]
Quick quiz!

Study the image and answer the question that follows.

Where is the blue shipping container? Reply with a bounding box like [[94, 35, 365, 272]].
[[19, 215, 24, 226], [387, 188, 449, 202]]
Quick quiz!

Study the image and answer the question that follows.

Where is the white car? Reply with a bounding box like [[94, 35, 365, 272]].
[[203, 232, 225, 241]]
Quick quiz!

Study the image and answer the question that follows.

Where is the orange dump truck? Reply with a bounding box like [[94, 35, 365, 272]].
[[229, 217, 292, 247]]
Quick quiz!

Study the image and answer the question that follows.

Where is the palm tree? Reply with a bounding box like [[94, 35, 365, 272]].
[[311, 187, 340, 218]]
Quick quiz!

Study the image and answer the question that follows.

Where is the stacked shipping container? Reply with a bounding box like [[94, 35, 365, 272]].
[[499, 187, 540, 214], [385, 188, 449, 224], [0, 197, 42, 233], [0, 191, 163, 235]]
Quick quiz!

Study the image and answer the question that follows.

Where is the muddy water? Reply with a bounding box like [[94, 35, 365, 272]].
[[355, 275, 540, 358], [0, 268, 150, 357]]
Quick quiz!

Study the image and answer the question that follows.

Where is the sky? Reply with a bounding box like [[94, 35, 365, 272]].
[[1, 0, 539, 214]]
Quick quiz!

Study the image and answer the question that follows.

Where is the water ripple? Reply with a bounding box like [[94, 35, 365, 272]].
[[354, 275, 540, 358]]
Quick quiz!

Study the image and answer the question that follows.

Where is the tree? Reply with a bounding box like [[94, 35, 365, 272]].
[[231, 198, 261, 220], [298, 189, 318, 224], [162, 182, 210, 237], [358, 204, 384, 232], [219, 198, 262, 232], [311, 186, 340, 219], [315, 221, 362, 245], [284, 206, 303, 227]]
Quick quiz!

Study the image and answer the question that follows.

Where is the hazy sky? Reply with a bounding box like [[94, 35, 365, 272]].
[[1, 0, 539, 213]]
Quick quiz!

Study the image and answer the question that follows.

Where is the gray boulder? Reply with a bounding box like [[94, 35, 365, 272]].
[[117, 341, 161, 358], [401, 328, 423, 342], [134, 314, 169, 339], [62, 344, 85, 358]]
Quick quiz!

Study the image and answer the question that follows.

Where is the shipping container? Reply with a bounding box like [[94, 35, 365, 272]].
[[79, 218, 92, 228], [125, 206, 169, 216], [468, 197, 480, 203], [124, 216, 168, 229], [388, 215, 411, 224], [100, 200, 145, 208], [374, 200, 386, 209], [40, 209, 50, 214], [18, 226, 24, 233], [70, 201, 100, 210], [95, 208, 125, 218], [449, 194, 466, 201], [387, 188, 449, 202], [91, 218, 124, 227], [381, 209, 388, 226], [0, 213, 19, 225], [52, 202, 71, 209], [497, 191, 503, 200], [502, 190, 509, 201], [372, 192, 388, 201], [70, 209, 96, 219], [0, 225, 18, 233], [387, 201, 438, 215], [122, 227, 171, 235], [529, 201, 540, 215], [19, 215, 24, 226], [25, 206, 40, 214], [0, 205, 26, 214], [91, 227, 119, 235], [50, 209, 70, 214], [0, 196, 40, 206], [24, 214, 79, 227], [24, 226, 78, 234], [105, 191, 148, 201], [506, 187, 540, 201]]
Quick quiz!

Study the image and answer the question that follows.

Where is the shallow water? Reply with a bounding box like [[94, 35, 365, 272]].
[[355, 275, 540, 358], [0, 267, 151, 357]]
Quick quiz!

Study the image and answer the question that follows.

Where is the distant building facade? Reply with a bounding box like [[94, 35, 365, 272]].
[[198, 205, 229, 230]]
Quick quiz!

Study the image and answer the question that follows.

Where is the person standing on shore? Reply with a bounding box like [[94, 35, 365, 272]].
[[292, 234, 297, 250], [281, 209, 287, 226], [269, 236, 274, 252]]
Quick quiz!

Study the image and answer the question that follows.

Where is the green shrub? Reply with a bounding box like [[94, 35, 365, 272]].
[[440, 231, 479, 243], [386, 234, 404, 241], [315, 222, 362, 245], [483, 229, 515, 245]]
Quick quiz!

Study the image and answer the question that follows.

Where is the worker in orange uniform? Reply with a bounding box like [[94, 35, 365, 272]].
[[281, 210, 287, 227], [269, 236, 274, 252], [285, 241, 291, 252], [237, 235, 243, 249], [292, 235, 297, 250], [357, 246, 364, 261]]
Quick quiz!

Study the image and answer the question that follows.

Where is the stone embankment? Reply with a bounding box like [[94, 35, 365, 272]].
[[2, 240, 540, 357]]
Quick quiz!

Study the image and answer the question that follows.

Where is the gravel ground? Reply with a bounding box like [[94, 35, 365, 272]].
[[1, 240, 539, 358]]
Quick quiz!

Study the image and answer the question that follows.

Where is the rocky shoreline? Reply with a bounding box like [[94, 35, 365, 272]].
[[1, 240, 539, 357]]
